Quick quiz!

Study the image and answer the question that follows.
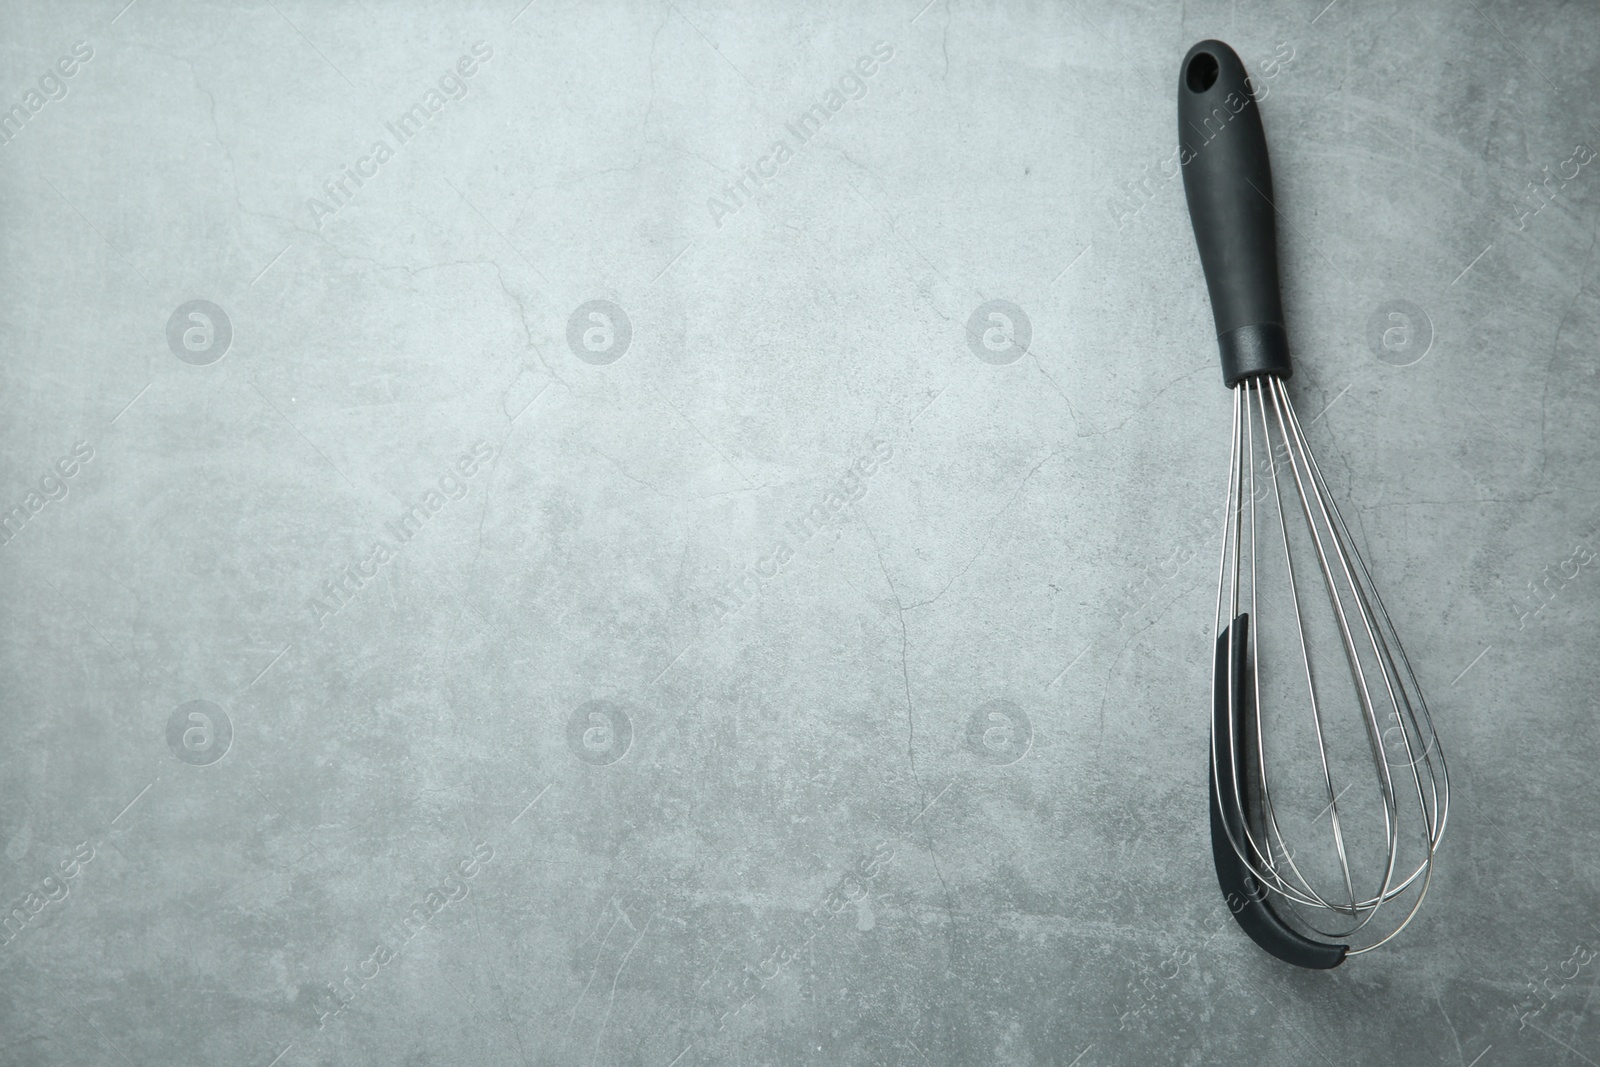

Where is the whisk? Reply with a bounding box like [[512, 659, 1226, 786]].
[[1177, 40, 1449, 968]]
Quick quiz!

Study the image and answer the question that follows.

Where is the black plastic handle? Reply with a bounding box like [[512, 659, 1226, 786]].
[[1178, 40, 1293, 387]]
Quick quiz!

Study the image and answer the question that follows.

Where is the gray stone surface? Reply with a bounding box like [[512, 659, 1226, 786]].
[[1, 1, 1597, 1064]]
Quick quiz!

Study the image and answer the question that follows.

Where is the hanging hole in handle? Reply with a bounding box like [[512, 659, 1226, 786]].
[[1186, 51, 1219, 93]]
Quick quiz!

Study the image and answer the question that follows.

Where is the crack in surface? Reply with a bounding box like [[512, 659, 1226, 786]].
[[862, 517, 961, 953], [904, 447, 1062, 612], [1539, 219, 1599, 478]]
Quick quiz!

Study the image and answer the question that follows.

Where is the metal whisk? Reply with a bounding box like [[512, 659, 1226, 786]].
[[1211, 375, 1450, 966], [1178, 40, 1449, 968]]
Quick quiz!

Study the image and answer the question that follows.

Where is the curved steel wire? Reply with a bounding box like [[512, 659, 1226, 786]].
[[1210, 375, 1449, 953]]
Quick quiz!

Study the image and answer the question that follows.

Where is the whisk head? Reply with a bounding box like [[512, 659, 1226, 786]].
[[1211, 374, 1449, 962]]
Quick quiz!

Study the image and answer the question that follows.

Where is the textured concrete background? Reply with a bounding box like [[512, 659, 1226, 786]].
[[1, 0, 1597, 1064]]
